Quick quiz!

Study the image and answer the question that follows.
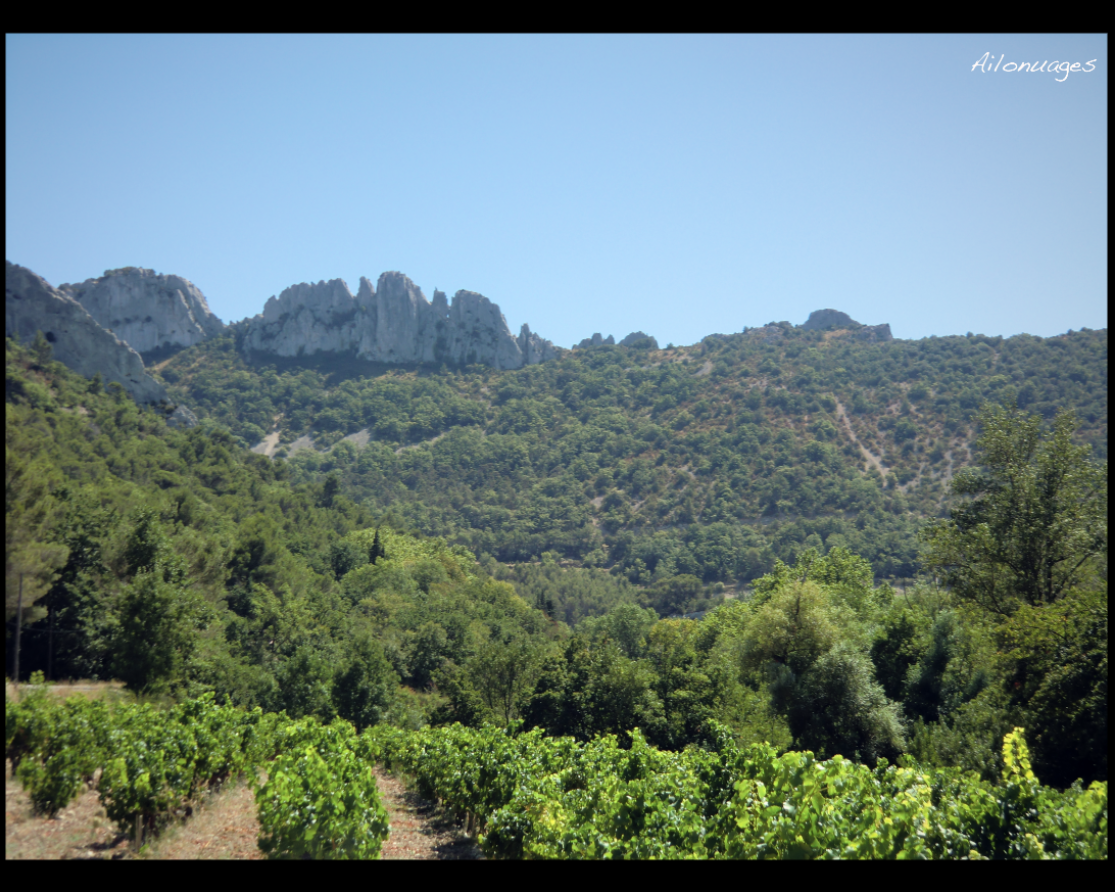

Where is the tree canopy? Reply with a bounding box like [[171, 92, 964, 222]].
[[920, 402, 1107, 615]]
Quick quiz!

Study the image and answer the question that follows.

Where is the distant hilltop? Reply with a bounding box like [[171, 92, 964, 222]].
[[736, 310, 893, 345], [573, 331, 660, 350], [800, 308, 893, 341]]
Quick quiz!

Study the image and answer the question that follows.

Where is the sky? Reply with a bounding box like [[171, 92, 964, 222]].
[[6, 34, 1108, 349]]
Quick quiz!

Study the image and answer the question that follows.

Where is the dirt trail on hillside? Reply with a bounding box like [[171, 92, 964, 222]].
[[833, 398, 888, 479]]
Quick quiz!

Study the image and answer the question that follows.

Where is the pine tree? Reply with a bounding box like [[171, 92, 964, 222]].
[[369, 528, 386, 565]]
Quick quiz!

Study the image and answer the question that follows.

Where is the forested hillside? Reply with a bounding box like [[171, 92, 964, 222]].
[[156, 324, 1107, 584]]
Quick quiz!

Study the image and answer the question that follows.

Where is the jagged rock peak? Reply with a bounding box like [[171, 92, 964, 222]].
[[246, 278, 357, 357], [519, 323, 557, 365], [575, 333, 616, 349], [240, 271, 555, 370], [58, 266, 224, 357], [6, 261, 196, 426]]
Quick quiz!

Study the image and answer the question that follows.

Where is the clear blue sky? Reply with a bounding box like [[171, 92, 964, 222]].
[[6, 34, 1107, 349]]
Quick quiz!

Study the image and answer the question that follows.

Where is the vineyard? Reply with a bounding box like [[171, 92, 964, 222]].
[[6, 686, 1107, 859]]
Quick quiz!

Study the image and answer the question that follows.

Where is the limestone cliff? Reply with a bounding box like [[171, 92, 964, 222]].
[[519, 323, 557, 365], [240, 271, 555, 370], [6, 261, 197, 426], [59, 267, 224, 357]]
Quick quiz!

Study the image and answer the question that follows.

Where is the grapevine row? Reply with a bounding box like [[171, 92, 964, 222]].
[[7, 687, 1107, 859], [363, 722, 1107, 859], [5, 686, 387, 858]]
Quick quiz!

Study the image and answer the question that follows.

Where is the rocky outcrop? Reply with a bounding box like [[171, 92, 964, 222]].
[[244, 277, 356, 357], [799, 309, 894, 342], [6, 262, 195, 426], [240, 271, 554, 370], [59, 267, 224, 357], [854, 323, 893, 342], [518, 323, 557, 365], [743, 322, 791, 344], [618, 331, 658, 348], [575, 333, 616, 349]]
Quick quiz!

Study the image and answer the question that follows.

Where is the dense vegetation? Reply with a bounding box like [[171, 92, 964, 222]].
[[5, 324, 1108, 857], [156, 324, 1107, 583]]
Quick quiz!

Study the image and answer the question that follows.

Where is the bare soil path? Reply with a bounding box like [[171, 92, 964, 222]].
[[374, 768, 483, 860], [833, 397, 888, 479]]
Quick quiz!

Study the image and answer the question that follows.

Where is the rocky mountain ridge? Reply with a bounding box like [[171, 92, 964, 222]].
[[9, 253, 896, 406], [238, 271, 557, 370]]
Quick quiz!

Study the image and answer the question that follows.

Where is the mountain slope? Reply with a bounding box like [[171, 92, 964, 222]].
[[155, 324, 1107, 583]]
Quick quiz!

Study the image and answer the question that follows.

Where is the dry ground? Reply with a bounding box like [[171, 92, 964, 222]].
[[5, 680, 126, 703], [6, 761, 128, 860], [373, 768, 483, 860]]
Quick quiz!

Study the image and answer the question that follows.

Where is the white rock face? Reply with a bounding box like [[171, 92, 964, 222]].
[[59, 267, 225, 356], [519, 323, 557, 365], [244, 278, 356, 357], [6, 261, 196, 426], [240, 271, 556, 370]]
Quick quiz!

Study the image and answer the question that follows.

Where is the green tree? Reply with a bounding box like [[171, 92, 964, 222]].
[[30, 330, 53, 367], [368, 527, 386, 564], [920, 403, 1106, 615], [787, 643, 906, 762], [469, 638, 541, 724], [333, 634, 398, 732], [6, 439, 70, 678], [113, 568, 207, 693], [998, 584, 1107, 786]]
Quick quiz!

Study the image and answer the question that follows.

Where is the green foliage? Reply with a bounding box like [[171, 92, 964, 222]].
[[786, 643, 905, 763], [255, 720, 389, 860], [113, 567, 209, 694], [368, 721, 1108, 859], [332, 634, 398, 732], [4, 329, 1107, 812], [998, 585, 1108, 787], [920, 402, 1107, 615]]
